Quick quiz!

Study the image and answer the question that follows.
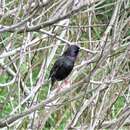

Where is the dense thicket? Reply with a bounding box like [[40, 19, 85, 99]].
[[0, 0, 130, 129]]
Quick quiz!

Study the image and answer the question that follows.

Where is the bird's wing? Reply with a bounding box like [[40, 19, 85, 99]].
[[48, 57, 64, 79]]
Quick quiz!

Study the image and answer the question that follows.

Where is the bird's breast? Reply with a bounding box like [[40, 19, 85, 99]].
[[64, 58, 74, 69], [55, 59, 74, 81]]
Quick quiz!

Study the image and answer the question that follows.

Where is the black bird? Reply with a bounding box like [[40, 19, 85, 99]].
[[49, 45, 80, 86]]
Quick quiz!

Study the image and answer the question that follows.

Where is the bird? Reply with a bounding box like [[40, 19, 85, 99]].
[[49, 45, 80, 87]]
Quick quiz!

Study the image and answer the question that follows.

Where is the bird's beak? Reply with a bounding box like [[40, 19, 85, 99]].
[[78, 45, 81, 50]]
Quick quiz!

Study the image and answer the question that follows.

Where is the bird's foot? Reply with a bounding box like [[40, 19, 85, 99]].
[[56, 84, 63, 92], [64, 79, 70, 85], [56, 80, 71, 92]]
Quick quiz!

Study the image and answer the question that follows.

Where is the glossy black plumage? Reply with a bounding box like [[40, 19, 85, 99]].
[[49, 45, 80, 86]]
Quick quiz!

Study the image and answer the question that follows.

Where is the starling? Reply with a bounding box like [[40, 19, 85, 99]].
[[49, 45, 80, 86]]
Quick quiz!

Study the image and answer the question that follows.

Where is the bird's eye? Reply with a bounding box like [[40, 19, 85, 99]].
[[74, 50, 78, 53]]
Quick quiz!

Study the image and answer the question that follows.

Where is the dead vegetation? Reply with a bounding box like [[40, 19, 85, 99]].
[[0, 0, 130, 130]]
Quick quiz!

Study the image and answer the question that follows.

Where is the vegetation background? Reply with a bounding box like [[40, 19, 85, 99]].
[[0, 0, 130, 129]]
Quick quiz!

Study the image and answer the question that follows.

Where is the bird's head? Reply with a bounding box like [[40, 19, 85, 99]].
[[63, 45, 80, 58]]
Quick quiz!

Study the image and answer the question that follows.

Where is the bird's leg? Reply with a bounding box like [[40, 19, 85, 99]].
[[56, 80, 71, 92], [64, 79, 70, 85], [56, 81, 63, 91]]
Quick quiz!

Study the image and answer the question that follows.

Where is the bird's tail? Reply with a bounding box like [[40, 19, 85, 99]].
[[51, 78, 55, 87]]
